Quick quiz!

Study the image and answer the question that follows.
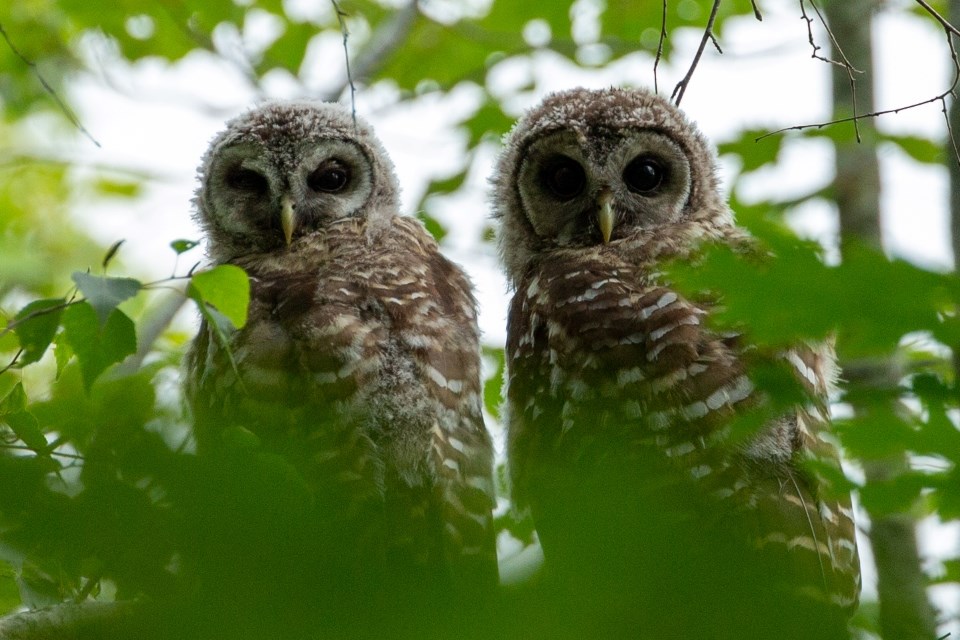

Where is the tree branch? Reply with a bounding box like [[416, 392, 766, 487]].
[[671, 0, 723, 106], [322, 0, 420, 109], [0, 22, 100, 148], [330, 0, 358, 127], [653, 0, 667, 94], [757, 0, 960, 151]]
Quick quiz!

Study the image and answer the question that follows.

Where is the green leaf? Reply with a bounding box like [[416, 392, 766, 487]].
[[188, 265, 250, 330], [416, 212, 448, 243], [12, 299, 65, 365], [93, 177, 142, 198], [881, 133, 942, 164], [0, 384, 46, 453], [102, 239, 125, 269], [71, 272, 143, 326], [0, 562, 21, 615], [170, 239, 199, 255], [62, 303, 137, 390], [483, 346, 505, 420], [718, 129, 784, 173], [53, 338, 73, 380]]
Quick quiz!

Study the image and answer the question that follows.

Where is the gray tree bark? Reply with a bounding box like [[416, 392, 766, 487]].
[[823, 2, 938, 639]]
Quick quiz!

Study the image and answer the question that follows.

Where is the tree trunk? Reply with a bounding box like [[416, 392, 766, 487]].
[[823, 2, 938, 639], [950, 0, 960, 267]]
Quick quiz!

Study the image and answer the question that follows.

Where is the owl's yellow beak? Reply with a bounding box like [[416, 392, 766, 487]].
[[597, 190, 614, 244], [280, 195, 296, 246]]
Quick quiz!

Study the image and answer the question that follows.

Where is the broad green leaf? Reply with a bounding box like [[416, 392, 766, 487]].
[[12, 298, 65, 365], [374, 19, 498, 89], [718, 129, 784, 173], [859, 472, 932, 517], [71, 272, 142, 326], [881, 134, 942, 164], [62, 303, 137, 390], [188, 265, 250, 329]]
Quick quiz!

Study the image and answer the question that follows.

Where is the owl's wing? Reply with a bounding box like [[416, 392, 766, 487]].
[[375, 219, 499, 595], [506, 249, 858, 616]]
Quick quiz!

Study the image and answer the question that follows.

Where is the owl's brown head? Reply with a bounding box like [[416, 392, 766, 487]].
[[196, 101, 400, 264], [492, 87, 731, 286]]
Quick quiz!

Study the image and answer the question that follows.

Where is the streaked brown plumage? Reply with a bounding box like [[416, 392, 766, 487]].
[[493, 88, 859, 634], [184, 102, 497, 619]]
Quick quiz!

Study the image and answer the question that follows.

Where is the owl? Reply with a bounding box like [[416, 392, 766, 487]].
[[183, 101, 497, 632], [493, 88, 859, 637]]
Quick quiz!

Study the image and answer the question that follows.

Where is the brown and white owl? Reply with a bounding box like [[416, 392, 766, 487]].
[[184, 101, 497, 625], [492, 87, 859, 637]]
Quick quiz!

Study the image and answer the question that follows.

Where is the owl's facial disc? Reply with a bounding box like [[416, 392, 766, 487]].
[[518, 129, 692, 247], [206, 139, 375, 250]]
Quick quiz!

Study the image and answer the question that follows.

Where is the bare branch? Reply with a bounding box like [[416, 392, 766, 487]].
[[0, 22, 100, 148], [800, 0, 863, 141], [671, 0, 722, 106], [915, 0, 960, 38], [331, 0, 358, 128], [751, 0, 763, 21], [654, 0, 667, 94], [758, 0, 960, 157]]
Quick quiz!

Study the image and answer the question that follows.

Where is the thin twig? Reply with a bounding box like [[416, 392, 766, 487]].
[[800, 0, 863, 141], [758, 0, 960, 159], [751, 0, 763, 21], [0, 301, 77, 340], [0, 22, 100, 148], [915, 0, 960, 38], [348, 0, 419, 87], [653, 0, 667, 94], [331, 0, 358, 129], [671, 0, 723, 105], [756, 93, 951, 141], [0, 350, 24, 376]]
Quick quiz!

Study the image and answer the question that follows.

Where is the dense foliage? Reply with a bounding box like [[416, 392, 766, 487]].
[[0, 1, 957, 637]]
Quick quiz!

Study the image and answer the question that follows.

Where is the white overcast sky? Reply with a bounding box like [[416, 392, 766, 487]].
[[31, 0, 958, 631]]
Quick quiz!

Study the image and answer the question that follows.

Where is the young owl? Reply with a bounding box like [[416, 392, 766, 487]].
[[492, 87, 859, 638], [184, 101, 497, 633]]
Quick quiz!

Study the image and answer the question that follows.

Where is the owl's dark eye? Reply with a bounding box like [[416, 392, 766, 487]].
[[541, 156, 586, 200], [308, 159, 350, 193], [227, 167, 269, 194], [623, 157, 666, 194]]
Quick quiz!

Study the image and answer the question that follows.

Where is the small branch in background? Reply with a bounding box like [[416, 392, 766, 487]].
[[671, 0, 722, 106], [322, 0, 419, 115], [331, 0, 358, 128], [0, 22, 100, 148], [653, 0, 667, 94], [348, 0, 419, 86], [116, 291, 189, 376], [916, 0, 960, 38], [751, 0, 763, 21], [759, 0, 960, 153], [800, 0, 862, 141]]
